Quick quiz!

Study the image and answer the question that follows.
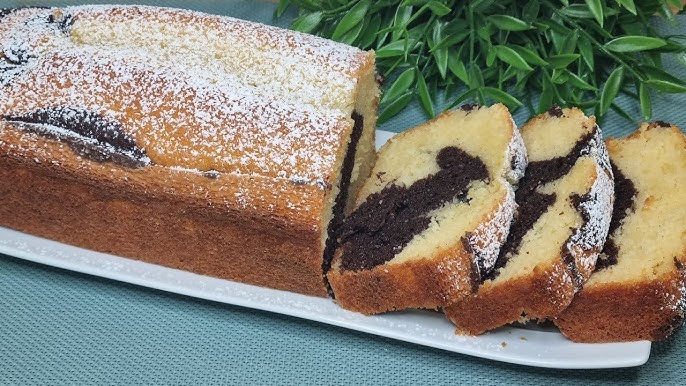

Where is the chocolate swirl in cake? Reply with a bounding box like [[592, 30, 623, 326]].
[[3, 107, 151, 168], [595, 162, 637, 271], [486, 129, 598, 281], [322, 111, 364, 282], [1, 46, 34, 87], [336, 146, 488, 271], [47, 11, 75, 34]]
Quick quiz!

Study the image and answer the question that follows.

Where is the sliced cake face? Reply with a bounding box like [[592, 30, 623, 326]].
[[593, 124, 686, 283], [354, 104, 525, 202], [444, 107, 614, 335], [328, 104, 526, 313], [495, 107, 614, 285], [555, 123, 686, 342], [0, 6, 378, 297]]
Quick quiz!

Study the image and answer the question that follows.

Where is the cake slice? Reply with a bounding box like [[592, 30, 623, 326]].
[[555, 122, 686, 342], [444, 107, 614, 334], [327, 104, 527, 314]]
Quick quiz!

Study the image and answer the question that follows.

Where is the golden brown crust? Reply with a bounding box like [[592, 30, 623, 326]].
[[444, 260, 575, 335], [0, 124, 330, 296], [328, 248, 474, 314], [0, 5, 380, 297], [554, 261, 686, 342]]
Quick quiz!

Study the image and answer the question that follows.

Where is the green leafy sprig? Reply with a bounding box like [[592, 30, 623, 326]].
[[277, 0, 686, 124]]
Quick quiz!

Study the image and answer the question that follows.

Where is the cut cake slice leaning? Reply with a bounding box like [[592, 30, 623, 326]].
[[327, 104, 527, 314], [555, 121, 686, 342]]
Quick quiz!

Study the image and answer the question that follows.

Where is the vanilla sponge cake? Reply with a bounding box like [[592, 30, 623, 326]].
[[327, 104, 527, 314], [0, 6, 379, 296], [444, 107, 614, 334], [555, 122, 686, 342]]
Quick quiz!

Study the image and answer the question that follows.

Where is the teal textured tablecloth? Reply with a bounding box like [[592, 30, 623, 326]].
[[1, 1, 686, 384]]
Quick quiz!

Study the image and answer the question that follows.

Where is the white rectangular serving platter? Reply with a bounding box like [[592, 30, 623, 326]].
[[0, 129, 651, 369]]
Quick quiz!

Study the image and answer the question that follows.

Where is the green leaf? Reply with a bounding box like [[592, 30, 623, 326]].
[[416, 71, 435, 117], [392, 6, 413, 41], [493, 45, 533, 71], [599, 66, 624, 116], [551, 68, 570, 84], [559, 5, 597, 19], [376, 40, 412, 58], [291, 12, 323, 33], [488, 15, 531, 31], [381, 67, 416, 104], [469, 64, 485, 89], [510, 45, 548, 66], [275, 0, 291, 18], [636, 65, 686, 93], [431, 30, 471, 50], [483, 87, 523, 108], [560, 29, 579, 54], [332, 0, 370, 41], [430, 22, 449, 79], [604, 36, 667, 52], [644, 79, 686, 93], [522, 2, 540, 22], [638, 82, 651, 120], [338, 16, 366, 45], [469, 0, 497, 13], [538, 77, 554, 113], [357, 14, 380, 49], [585, 0, 604, 27], [378, 92, 413, 124], [578, 37, 594, 70], [486, 48, 497, 67], [447, 55, 469, 84], [427, 1, 452, 16], [566, 70, 597, 91], [615, 0, 637, 15], [547, 54, 580, 69], [434, 47, 449, 78]]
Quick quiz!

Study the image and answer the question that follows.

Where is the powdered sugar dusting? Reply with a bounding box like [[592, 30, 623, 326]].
[[566, 127, 614, 278], [467, 184, 517, 274], [66, 5, 368, 111], [504, 118, 528, 184], [0, 6, 364, 190]]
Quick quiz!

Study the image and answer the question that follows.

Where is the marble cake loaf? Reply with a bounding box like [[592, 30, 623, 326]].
[[555, 122, 686, 342], [327, 104, 527, 314], [0, 6, 379, 296], [445, 107, 614, 335]]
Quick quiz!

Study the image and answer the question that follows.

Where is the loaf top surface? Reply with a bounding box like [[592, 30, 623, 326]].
[[0, 6, 376, 208], [0, 5, 374, 110]]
